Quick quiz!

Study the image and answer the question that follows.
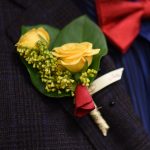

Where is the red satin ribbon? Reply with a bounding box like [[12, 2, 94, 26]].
[[74, 84, 95, 117], [96, 0, 150, 53]]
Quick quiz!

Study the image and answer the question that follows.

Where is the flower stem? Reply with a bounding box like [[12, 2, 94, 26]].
[[89, 102, 109, 136]]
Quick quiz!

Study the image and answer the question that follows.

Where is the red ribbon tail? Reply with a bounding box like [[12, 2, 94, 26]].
[[74, 84, 95, 117]]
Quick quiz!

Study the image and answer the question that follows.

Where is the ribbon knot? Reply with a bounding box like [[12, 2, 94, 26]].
[[96, 0, 150, 53]]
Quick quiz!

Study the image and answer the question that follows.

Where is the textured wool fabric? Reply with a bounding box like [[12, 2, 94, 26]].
[[111, 37, 150, 134], [77, 0, 150, 135], [0, 0, 150, 149]]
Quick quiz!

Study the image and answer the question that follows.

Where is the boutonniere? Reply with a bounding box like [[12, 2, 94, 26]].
[[15, 16, 123, 136]]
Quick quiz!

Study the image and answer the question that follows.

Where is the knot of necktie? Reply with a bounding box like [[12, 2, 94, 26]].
[[96, 0, 150, 53]]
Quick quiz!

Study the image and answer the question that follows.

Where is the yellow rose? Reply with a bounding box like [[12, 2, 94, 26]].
[[52, 42, 100, 72], [16, 27, 50, 49]]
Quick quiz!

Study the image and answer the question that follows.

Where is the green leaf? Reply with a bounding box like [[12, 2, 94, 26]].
[[81, 60, 89, 73], [20, 25, 70, 97], [19, 16, 108, 98], [53, 15, 108, 82]]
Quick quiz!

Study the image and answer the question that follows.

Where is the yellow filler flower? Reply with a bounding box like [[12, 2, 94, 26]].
[[52, 42, 100, 72]]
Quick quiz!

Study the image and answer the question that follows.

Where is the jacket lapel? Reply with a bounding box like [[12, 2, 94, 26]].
[[7, 0, 108, 149], [10, 0, 35, 9]]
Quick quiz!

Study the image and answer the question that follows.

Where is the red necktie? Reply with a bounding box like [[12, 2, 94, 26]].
[[96, 0, 150, 53]]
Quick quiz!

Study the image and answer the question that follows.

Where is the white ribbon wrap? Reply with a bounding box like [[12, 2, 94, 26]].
[[89, 68, 124, 95], [88, 68, 124, 136]]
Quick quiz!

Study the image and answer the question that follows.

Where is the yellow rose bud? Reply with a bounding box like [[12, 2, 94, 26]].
[[52, 42, 100, 73], [16, 27, 50, 49]]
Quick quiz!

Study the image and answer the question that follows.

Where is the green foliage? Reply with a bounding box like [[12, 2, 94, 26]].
[[18, 16, 108, 97], [53, 15, 108, 82]]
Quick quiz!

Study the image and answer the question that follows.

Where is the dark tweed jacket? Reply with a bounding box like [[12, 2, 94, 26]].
[[0, 0, 150, 149]]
